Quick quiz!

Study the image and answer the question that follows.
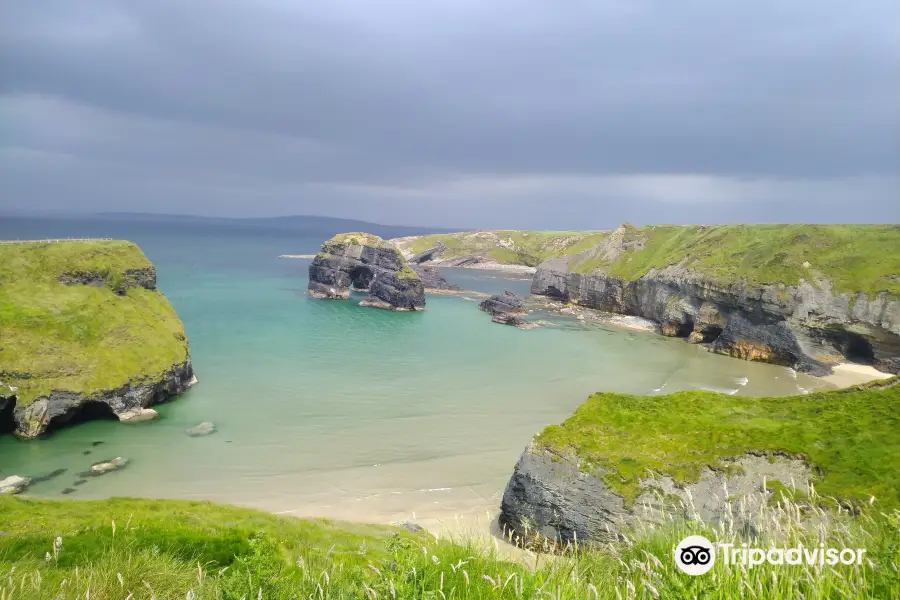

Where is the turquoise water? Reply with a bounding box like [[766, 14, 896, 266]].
[[0, 218, 832, 527]]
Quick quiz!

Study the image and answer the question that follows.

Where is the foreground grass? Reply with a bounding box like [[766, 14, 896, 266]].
[[0, 241, 189, 405], [1, 495, 898, 599], [536, 378, 900, 507]]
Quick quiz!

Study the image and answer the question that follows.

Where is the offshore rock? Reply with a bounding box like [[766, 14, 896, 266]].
[[412, 265, 461, 293], [88, 457, 130, 476], [186, 421, 217, 437], [308, 233, 425, 310], [531, 261, 900, 375], [479, 291, 537, 329]]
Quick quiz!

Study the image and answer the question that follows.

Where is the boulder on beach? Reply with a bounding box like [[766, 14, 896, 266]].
[[0, 475, 32, 495], [118, 408, 160, 423]]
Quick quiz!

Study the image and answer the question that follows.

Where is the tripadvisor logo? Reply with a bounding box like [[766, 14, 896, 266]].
[[674, 535, 867, 576]]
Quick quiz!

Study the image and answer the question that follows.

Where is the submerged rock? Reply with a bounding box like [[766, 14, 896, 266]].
[[412, 265, 461, 293], [307, 233, 426, 311], [186, 422, 216, 437], [89, 457, 130, 476], [0, 475, 31, 495]]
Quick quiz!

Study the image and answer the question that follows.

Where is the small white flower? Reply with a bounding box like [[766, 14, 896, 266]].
[[431, 555, 439, 564], [45, 552, 52, 562]]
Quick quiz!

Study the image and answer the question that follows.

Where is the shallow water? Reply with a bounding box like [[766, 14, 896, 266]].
[[0, 218, 832, 526]]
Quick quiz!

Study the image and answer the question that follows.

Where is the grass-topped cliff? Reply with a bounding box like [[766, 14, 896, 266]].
[[392, 230, 609, 267], [567, 224, 900, 297], [393, 224, 900, 296], [0, 241, 190, 416], [535, 378, 900, 507]]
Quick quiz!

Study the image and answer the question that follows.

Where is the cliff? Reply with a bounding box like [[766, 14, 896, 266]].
[[500, 378, 900, 545], [307, 233, 425, 310], [0, 241, 194, 439], [531, 224, 900, 374], [392, 230, 609, 270]]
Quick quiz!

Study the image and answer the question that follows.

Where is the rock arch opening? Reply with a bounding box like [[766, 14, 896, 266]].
[[349, 266, 375, 291], [842, 332, 875, 363], [46, 400, 118, 434], [0, 397, 16, 435]]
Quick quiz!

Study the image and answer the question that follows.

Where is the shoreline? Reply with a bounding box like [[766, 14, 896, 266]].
[[278, 254, 317, 259], [819, 362, 894, 388]]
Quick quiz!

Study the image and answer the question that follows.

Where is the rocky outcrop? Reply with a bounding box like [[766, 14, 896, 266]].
[[478, 291, 537, 329], [531, 260, 900, 375], [500, 443, 811, 545], [411, 265, 461, 293], [58, 267, 157, 295], [0, 475, 31, 495], [8, 360, 195, 439], [307, 233, 425, 311]]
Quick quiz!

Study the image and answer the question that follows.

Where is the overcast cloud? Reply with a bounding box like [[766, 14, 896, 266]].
[[1, 0, 898, 228]]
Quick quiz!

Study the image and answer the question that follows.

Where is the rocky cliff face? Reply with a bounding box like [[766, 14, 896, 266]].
[[307, 233, 425, 310], [500, 443, 810, 545], [532, 259, 900, 375], [6, 361, 196, 439], [0, 240, 196, 439]]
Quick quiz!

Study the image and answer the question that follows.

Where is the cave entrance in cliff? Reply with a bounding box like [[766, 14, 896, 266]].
[[45, 401, 118, 433], [0, 397, 15, 435], [349, 266, 375, 291], [842, 332, 875, 364]]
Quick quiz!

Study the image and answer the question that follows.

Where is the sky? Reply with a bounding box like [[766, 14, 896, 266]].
[[1, 0, 898, 229]]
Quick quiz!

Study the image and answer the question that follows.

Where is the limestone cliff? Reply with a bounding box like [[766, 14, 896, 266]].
[[531, 224, 900, 374], [307, 233, 425, 310], [500, 379, 900, 545], [0, 241, 195, 439]]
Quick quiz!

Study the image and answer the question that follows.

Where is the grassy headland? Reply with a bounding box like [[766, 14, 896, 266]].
[[392, 230, 610, 267], [2, 494, 897, 599], [393, 224, 900, 296], [0, 241, 189, 405], [535, 378, 900, 507]]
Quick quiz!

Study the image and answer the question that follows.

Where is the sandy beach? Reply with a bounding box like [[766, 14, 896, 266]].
[[820, 363, 894, 388]]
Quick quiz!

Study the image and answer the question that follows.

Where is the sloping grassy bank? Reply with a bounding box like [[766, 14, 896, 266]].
[[536, 378, 900, 507], [0, 241, 189, 406], [392, 230, 610, 267], [2, 495, 897, 599]]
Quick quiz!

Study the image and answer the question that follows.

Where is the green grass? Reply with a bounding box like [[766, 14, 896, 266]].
[[392, 230, 611, 266], [1, 495, 897, 599], [535, 378, 900, 507], [0, 241, 189, 406], [570, 224, 900, 297], [326, 232, 397, 251]]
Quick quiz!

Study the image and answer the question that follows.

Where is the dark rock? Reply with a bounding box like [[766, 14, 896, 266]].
[[395, 521, 425, 533], [412, 265, 460, 292], [73, 479, 87, 486], [58, 267, 156, 295], [61, 487, 77, 495], [11, 360, 195, 439], [92, 441, 105, 446], [479, 291, 526, 316], [82, 450, 92, 455], [307, 233, 425, 311]]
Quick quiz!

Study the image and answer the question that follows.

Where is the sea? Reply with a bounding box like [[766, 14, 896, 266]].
[[0, 215, 832, 530]]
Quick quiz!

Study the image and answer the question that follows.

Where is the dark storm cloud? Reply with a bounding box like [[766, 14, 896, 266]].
[[1, 0, 898, 227]]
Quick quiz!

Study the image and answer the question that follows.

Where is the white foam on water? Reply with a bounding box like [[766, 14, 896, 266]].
[[786, 367, 797, 379], [737, 377, 749, 386]]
